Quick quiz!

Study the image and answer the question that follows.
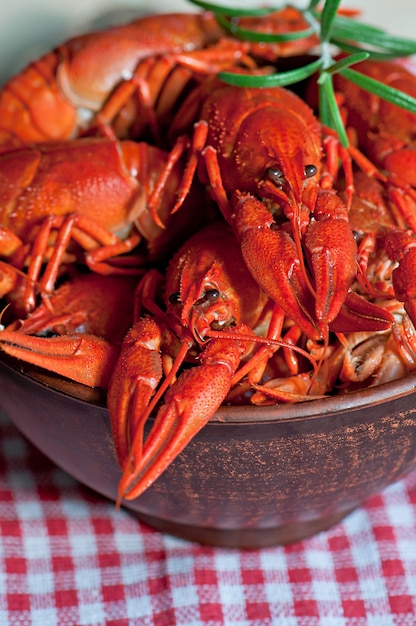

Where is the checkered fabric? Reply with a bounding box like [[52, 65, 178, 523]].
[[0, 409, 415, 626]]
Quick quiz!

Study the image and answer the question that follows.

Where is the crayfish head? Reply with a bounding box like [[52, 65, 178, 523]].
[[234, 103, 321, 220], [168, 259, 240, 343], [165, 221, 267, 343], [260, 147, 320, 213]]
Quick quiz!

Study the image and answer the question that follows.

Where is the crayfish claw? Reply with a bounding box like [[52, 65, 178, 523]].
[[107, 317, 163, 467], [117, 337, 244, 501], [329, 291, 394, 333], [382, 229, 416, 329], [231, 191, 321, 340], [305, 190, 358, 327], [0, 330, 117, 388]]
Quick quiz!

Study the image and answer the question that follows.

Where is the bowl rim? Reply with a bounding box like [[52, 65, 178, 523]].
[[217, 370, 416, 423], [2, 354, 416, 426]]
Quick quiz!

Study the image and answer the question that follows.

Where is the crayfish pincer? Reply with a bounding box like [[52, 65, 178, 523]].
[[231, 188, 358, 340], [0, 273, 138, 388]]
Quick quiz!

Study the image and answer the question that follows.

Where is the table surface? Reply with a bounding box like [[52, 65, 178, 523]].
[[0, 409, 415, 626]]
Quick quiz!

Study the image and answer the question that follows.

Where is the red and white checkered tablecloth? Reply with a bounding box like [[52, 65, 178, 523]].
[[0, 408, 415, 626]]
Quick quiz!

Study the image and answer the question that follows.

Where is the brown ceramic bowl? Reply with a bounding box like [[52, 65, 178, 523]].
[[1, 353, 416, 548]]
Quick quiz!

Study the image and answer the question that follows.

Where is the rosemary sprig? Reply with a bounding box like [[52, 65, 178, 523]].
[[341, 67, 416, 113], [188, 0, 416, 147], [317, 52, 370, 144], [330, 14, 416, 56]]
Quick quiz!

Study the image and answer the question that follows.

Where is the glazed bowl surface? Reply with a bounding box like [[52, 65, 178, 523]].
[[1, 355, 416, 548]]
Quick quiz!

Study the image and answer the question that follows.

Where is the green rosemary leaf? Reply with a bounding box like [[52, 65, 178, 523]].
[[321, 52, 370, 77], [307, 0, 321, 10], [320, 0, 343, 42], [332, 21, 416, 55], [219, 58, 323, 88], [330, 13, 386, 35], [318, 78, 332, 128], [216, 13, 315, 42], [341, 67, 416, 113], [187, 0, 275, 16], [320, 73, 349, 147], [332, 39, 411, 60]]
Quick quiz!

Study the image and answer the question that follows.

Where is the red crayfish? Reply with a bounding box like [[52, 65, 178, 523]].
[[0, 136, 210, 315], [0, 7, 317, 148], [333, 58, 416, 231]]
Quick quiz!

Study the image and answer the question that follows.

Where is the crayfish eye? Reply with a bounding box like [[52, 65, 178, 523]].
[[168, 292, 181, 305], [267, 167, 285, 188], [205, 289, 220, 302], [304, 164, 318, 178]]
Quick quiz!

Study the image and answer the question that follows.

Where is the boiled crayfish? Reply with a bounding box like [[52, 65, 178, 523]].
[[108, 220, 318, 501], [0, 136, 210, 315], [2, 5, 416, 501], [0, 7, 317, 148], [152, 76, 358, 340], [0, 272, 137, 387], [0, 6, 317, 315], [333, 58, 416, 231]]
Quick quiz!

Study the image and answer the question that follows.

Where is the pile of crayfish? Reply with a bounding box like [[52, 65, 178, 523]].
[[1, 4, 416, 502]]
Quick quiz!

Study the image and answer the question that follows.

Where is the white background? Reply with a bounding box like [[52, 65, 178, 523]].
[[0, 1, 415, 84]]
